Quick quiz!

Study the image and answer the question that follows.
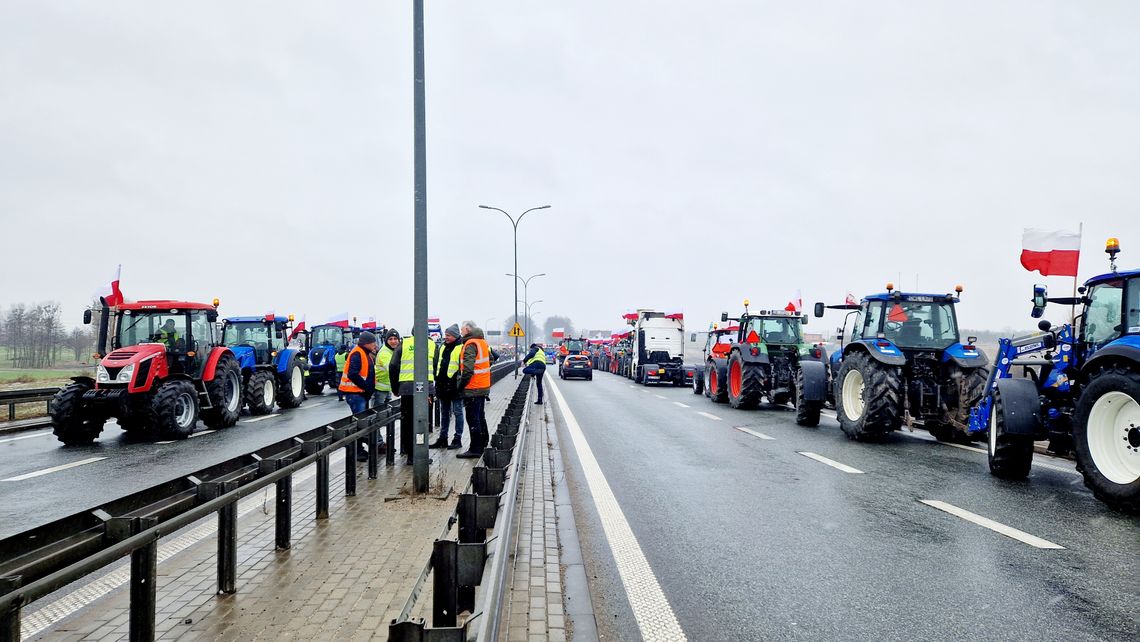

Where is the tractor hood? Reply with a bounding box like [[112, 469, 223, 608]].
[[228, 345, 257, 371], [97, 344, 166, 389]]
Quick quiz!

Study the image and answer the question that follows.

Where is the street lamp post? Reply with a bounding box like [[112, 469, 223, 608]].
[[517, 299, 543, 340], [507, 272, 545, 348], [480, 205, 550, 376], [412, 0, 430, 492]]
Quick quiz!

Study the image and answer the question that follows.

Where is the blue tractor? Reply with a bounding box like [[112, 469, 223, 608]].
[[970, 238, 1139, 513], [302, 324, 361, 395], [814, 284, 989, 442], [220, 315, 307, 414]]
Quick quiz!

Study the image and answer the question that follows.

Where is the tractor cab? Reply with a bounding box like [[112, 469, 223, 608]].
[[221, 315, 292, 370], [104, 300, 223, 386], [703, 323, 740, 359], [220, 314, 307, 413]]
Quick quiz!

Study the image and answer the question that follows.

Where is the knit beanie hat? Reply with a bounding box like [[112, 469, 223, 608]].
[[358, 331, 377, 346]]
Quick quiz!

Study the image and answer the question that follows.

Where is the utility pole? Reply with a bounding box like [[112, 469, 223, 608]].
[[412, 0, 429, 493]]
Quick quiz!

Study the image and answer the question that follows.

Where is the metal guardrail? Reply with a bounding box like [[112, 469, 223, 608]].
[[0, 388, 56, 425]]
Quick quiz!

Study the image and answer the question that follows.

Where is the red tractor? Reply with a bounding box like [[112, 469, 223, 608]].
[[50, 299, 244, 444]]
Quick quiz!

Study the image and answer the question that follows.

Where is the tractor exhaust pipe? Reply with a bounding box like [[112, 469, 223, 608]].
[[96, 298, 110, 357]]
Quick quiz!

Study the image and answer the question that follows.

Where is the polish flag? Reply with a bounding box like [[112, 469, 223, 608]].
[[1021, 228, 1081, 277], [325, 312, 350, 328], [552, 328, 566, 339], [784, 289, 802, 313], [265, 310, 276, 321], [95, 265, 124, 307], [361, 316, 378, 329], [665, 312, 684, 320], [289, 315, 307, 340], [845, 293, 858, 306]]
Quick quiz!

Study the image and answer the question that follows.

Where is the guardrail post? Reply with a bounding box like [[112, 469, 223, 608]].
[[367, 421, 380, 479], [129, 518, 158, 642], [432, 540, 458, 627], [1, 575, 21, 642], [316, 443, 330, 519], [261, 459, 292, 550], [6, 403, 14, 421], [218, 481, 239, 594], [386, 423, 396, 466], [344, 423, 358, 497]]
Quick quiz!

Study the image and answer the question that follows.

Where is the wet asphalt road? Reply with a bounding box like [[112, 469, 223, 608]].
[[547, 371, 1139, 642], [0, 391, 355, 540]]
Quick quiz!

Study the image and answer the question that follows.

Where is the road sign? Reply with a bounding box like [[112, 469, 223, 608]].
[[508, 323, 525, 337]]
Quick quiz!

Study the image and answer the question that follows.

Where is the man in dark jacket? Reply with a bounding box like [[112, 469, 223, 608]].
[[522, 343, 547, 404], [430, 324, 465, 449], [456, 321, 493, 459], [338, 331, 378, 461]]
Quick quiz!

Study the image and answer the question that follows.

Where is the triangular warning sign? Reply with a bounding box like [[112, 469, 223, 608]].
[[508, 322, 525, 337]]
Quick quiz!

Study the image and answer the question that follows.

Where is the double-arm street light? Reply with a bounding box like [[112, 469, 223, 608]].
[[517, 299, 544, 341], [508, 272, 545, 349], [480, 204, 550, 376]]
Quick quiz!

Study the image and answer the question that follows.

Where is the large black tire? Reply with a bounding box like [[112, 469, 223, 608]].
[[153, 379, 199, 439], [276, 359, 306, 409], [794, 368, 821, 427], [987, 387, 1034, 479], [202, 355, 243, 429], [931, 365, 990, 443], [1072, 366, 1140, 514], [50, 382, 104, 446], [835, 352, 901, 441], [245, 369, 276, 415], [708, 363, 728, 403], [727, 352, 763, 410], [692, 367, 705, 395], [305, 376, 325, 395]]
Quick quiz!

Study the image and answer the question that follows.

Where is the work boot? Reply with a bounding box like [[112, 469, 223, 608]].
[[356, 444, 369, 462], [448, 436, 463, 449], [456, 449, 482, 459], [429, 436, 448, 449], [535, 399, 543, 404]]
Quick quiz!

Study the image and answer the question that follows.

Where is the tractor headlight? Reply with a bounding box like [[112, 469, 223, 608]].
[[96, 365, 111, 383], [116, 364, 135, 383]]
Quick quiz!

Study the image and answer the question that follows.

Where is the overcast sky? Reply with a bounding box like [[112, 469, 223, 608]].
[[2, 1, 1138, 339]]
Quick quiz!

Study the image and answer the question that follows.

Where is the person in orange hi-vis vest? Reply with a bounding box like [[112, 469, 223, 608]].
[[455, 320, 496, 458]]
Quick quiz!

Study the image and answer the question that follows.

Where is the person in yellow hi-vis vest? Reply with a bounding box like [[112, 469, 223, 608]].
[[374, 329, 400, 407], [430, 324, 465, 450], [388, 329, 437, 465]]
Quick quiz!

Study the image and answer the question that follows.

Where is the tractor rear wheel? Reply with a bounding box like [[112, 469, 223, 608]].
[[245, 370, 276, 415], [153, 380, 199, 439], [727, 353, 763, 410], [202, 355, 242, 429], [794, 368, 821, 428], [277, 359, 305, 409], [1072, 366, 1140, 514], [50, 382, 104, 446], [708, 363, 727, 403], [692, 367, 704, 395], [933, 365, 990, 443], [835, 352, 901, 441], [988, 387, 1034, 479]]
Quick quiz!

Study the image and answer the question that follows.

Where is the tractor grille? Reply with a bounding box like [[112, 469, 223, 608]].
[[107, 350, 137, 360], [104, 366, 124, 380]]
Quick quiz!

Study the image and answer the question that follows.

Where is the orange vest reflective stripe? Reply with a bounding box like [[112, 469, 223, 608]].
[[338, 346, 371, 393], [461, 338, 492, 390]]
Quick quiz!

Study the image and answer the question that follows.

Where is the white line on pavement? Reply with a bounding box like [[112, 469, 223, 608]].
[[734, 427, 775, 440], [155, 440, 176, 445], [939, 442, 1079, 476], [2, 457, 107, 482], [942, 442, 987, 455], [0, 430, 53, 444], [672, 402, 690, 408], [654, 394, 667, 399], [696, 411, 722, 421], [919, 500, 1064, 549], [547, 377, 687, 641], [20, 452, 344, 637], [797, 451, 864, 474], [242, 415, 278, 423], [188, 429, 216, 438]]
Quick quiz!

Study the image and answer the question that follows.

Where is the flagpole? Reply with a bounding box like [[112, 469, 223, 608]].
[[1071, 222, 1082, 326]]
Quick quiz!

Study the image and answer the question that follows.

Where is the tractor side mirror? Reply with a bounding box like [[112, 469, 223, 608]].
[[1030, 285, 1047, 319], [967, 336, 977, 345], [83, 309, 93, 325], [835, 326, 844, 342], [206, 310, 218, 323], [690, 333, 697, 342], [813, 302, 825, 318], [720, 312, 728, 322], [801, 315, 809, 325]]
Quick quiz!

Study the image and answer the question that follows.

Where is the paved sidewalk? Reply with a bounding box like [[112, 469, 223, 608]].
[[30, 377, 522, 642], [500, 401, 568, 642]]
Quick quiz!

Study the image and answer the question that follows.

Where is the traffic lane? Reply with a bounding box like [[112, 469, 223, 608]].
[[555, 373, 1135, 641], [0, 393, 354, 539]]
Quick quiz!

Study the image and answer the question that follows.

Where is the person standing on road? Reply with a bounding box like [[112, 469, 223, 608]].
[[430, 324, 465, 450], [522, 343, 546, 404], [338, 331, 378, 460], [374, 329, 400, 408], [389, 329, 437, 465], [456, 321, 492, 459]]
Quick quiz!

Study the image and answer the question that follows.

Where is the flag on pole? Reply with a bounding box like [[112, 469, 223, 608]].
[[845, 293, 857, 306], [361, 316, 378, 330], [95, 265, 124, 307], [289, 315, 307, 340], [265, 310, 276, 321], [325, 312, 350, 328], [552, 328, 566, 339], [1020, 228, 1081, 277], [784, 289, 802, 313]]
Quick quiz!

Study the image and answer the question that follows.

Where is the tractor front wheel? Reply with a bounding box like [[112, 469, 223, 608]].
[[50, 382, 104, 446], [988, 387, 1034, 479], [202, 355, 243, 429], [794, 368, 821, 427], [153, 380, 200, 439], [835, 352, 901, 441], [1073, 366, 1140, 514], [692, 367, 704, 395], [277, 360, 305, 409], [727, 353, 763, 410], [245, 370, 276, 415]]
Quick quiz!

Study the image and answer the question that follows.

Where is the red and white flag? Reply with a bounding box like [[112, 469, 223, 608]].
[[361, 316, 378, 330], [325, 312, 350, 328], [289, 315, 307, 340], [552, 328, 566, 339], [95, 265, 124, 307], [265, 310, 276, 321], [1021, 228, 1081, 277], [845, 292, 857, 306], [784, 289, 802, 313]]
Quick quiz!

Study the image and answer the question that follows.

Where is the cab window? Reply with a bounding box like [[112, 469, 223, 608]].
[[1085, 280, 1124, 346]]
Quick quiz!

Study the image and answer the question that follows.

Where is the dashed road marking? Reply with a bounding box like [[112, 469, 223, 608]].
[[672, 402, 691, 408], [2, 457, 107, 482], [734, 426, 775, 440], [155, 440, 176, 445], [654, 394, 667, 399], [0, 430, 53, 444], [188, 429, 216, 438], [798, 451, 864, 474], [939, 442, 1080, 476], [242, 415, 278, 423], [547, 377, 687, 641], [696, 411, 722, 421], [920, 500, 1064, 549]]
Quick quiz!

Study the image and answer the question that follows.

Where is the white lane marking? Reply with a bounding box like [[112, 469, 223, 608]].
[[20, 452, 344, 637], [920, 500, 1064, 549], [942, 442, 987, 455], [797, 452, 864, 474], [0, 430, 53, 444], [154, 440, 176, 445], [2, 457, 108, 482], [242, 415, 277, 423], [696, 411, 722, 421], [939, 443, 1080, 476], [654, 394, 667, 399], [672, 402, 691, 408], [734, 427, 775, 440], [628, 384, 636, 388], [188, 429, 216, 438], [822, 410, 837, 418], [547, 377, 687, 641]]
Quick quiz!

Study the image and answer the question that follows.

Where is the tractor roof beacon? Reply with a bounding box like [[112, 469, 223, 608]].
[[814, 284, 990, 443], [969, 237, 1139, 514], [50, 298, 244, 445], [221, 314, 308, 415]]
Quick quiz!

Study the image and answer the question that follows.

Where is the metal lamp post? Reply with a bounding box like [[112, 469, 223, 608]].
[[479, 205, 550, 376], [412, 0, 429, 492], [508, 272, 545, 348]]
